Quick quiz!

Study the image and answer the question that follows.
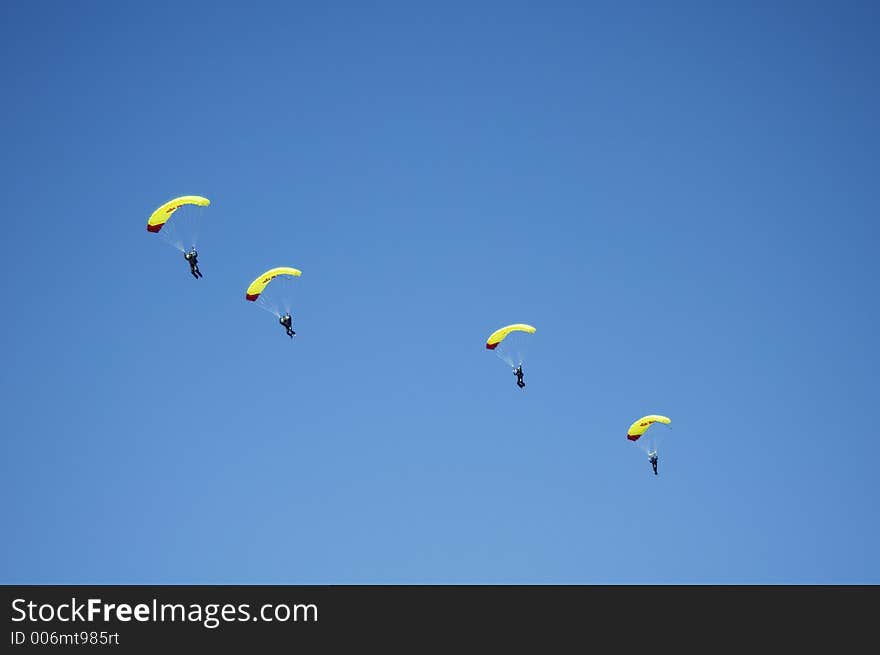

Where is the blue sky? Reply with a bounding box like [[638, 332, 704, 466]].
[[1, 0, 877, 583]]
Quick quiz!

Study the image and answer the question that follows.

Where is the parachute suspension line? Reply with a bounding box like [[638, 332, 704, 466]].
[[494, 346, 513, 369], [163, 205, 199, 252], [190, 205, 202, 250], [158, 217, 181, 252], [256, 297, 280, 318], [495, 333, 527, 370], [262, 285, 280, 317], [278, 276, 295, 316], [181, 206, 197, 251]]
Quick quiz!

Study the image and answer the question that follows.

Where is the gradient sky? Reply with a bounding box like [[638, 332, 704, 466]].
[[1, 0, 878, 583]]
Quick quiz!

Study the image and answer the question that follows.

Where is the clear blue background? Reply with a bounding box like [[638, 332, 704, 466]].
[[1, 0, 877, 583]]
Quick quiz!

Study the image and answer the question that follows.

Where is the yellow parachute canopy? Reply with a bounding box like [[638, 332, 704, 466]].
[[146, 195, 210, 233], [246, 267, 302, 301], [626, 415, 671, 442], [485, 323, 536, 350]]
